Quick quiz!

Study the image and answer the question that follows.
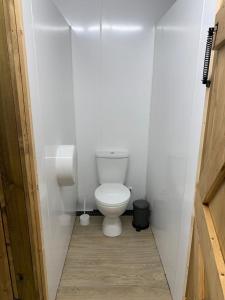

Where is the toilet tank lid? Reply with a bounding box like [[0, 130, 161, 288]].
[[96, 149, 129, 158]]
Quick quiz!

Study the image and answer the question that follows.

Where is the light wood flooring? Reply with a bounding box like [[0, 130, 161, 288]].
[[56, 216, 172, 300]]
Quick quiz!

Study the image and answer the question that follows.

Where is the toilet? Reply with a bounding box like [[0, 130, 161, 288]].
[[95, 150, 130, 237]]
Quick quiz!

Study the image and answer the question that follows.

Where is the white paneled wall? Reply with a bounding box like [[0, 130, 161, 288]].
[[147, 0, 217, 299], [62, 0, 175, 210], [21, 0, 77, 299], [72, 24, 154, 210]]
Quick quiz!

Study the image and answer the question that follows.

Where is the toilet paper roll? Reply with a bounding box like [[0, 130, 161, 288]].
[[56, 145, 76, 186]]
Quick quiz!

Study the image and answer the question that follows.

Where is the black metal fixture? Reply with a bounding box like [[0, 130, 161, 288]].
[[202, 26, 217, 88]]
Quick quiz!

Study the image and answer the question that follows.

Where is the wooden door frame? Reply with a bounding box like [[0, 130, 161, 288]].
[[0, 0, 47, 299]]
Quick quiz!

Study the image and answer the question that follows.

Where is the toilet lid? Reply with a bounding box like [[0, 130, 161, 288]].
[[95, 183, 130, 206]]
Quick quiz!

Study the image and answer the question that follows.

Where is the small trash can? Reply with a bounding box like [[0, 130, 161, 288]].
[[132, 200, 150, 231]]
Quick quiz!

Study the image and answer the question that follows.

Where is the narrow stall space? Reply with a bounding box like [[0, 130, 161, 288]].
[[8, 0, 217, 299], [56, 216, 171, 300]]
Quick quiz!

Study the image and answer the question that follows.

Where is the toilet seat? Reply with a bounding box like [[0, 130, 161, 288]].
[[95, 183, 130, 207]]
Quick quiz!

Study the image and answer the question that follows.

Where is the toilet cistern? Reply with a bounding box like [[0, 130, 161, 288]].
[[94, 149, 130, 237]]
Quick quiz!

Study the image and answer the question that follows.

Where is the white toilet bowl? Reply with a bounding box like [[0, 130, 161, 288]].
[[95, 183, 130, 237]]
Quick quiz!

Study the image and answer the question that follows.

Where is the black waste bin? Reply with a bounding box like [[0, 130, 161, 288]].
[[132, 200, 150, 231]]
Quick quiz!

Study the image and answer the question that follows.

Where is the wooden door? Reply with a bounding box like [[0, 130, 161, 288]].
[[186, 1, 225, 299], [0, 0, 47, 299]]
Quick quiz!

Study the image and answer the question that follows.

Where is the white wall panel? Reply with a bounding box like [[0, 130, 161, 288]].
[[147, 0, 217, 299], [21, 0, 77, 299]]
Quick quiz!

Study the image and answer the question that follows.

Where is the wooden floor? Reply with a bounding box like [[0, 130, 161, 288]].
[[56, 216, 172, 300]]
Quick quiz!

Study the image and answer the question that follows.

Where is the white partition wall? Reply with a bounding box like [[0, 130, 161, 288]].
[[147, 0, 217, 299], [21, 0, 77, 299]]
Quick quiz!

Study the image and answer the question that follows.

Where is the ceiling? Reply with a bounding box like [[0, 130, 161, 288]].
[[53, 0, 176, 27]]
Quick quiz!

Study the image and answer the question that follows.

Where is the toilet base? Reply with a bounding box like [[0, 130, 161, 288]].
[[103, 216, 122, 237]]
